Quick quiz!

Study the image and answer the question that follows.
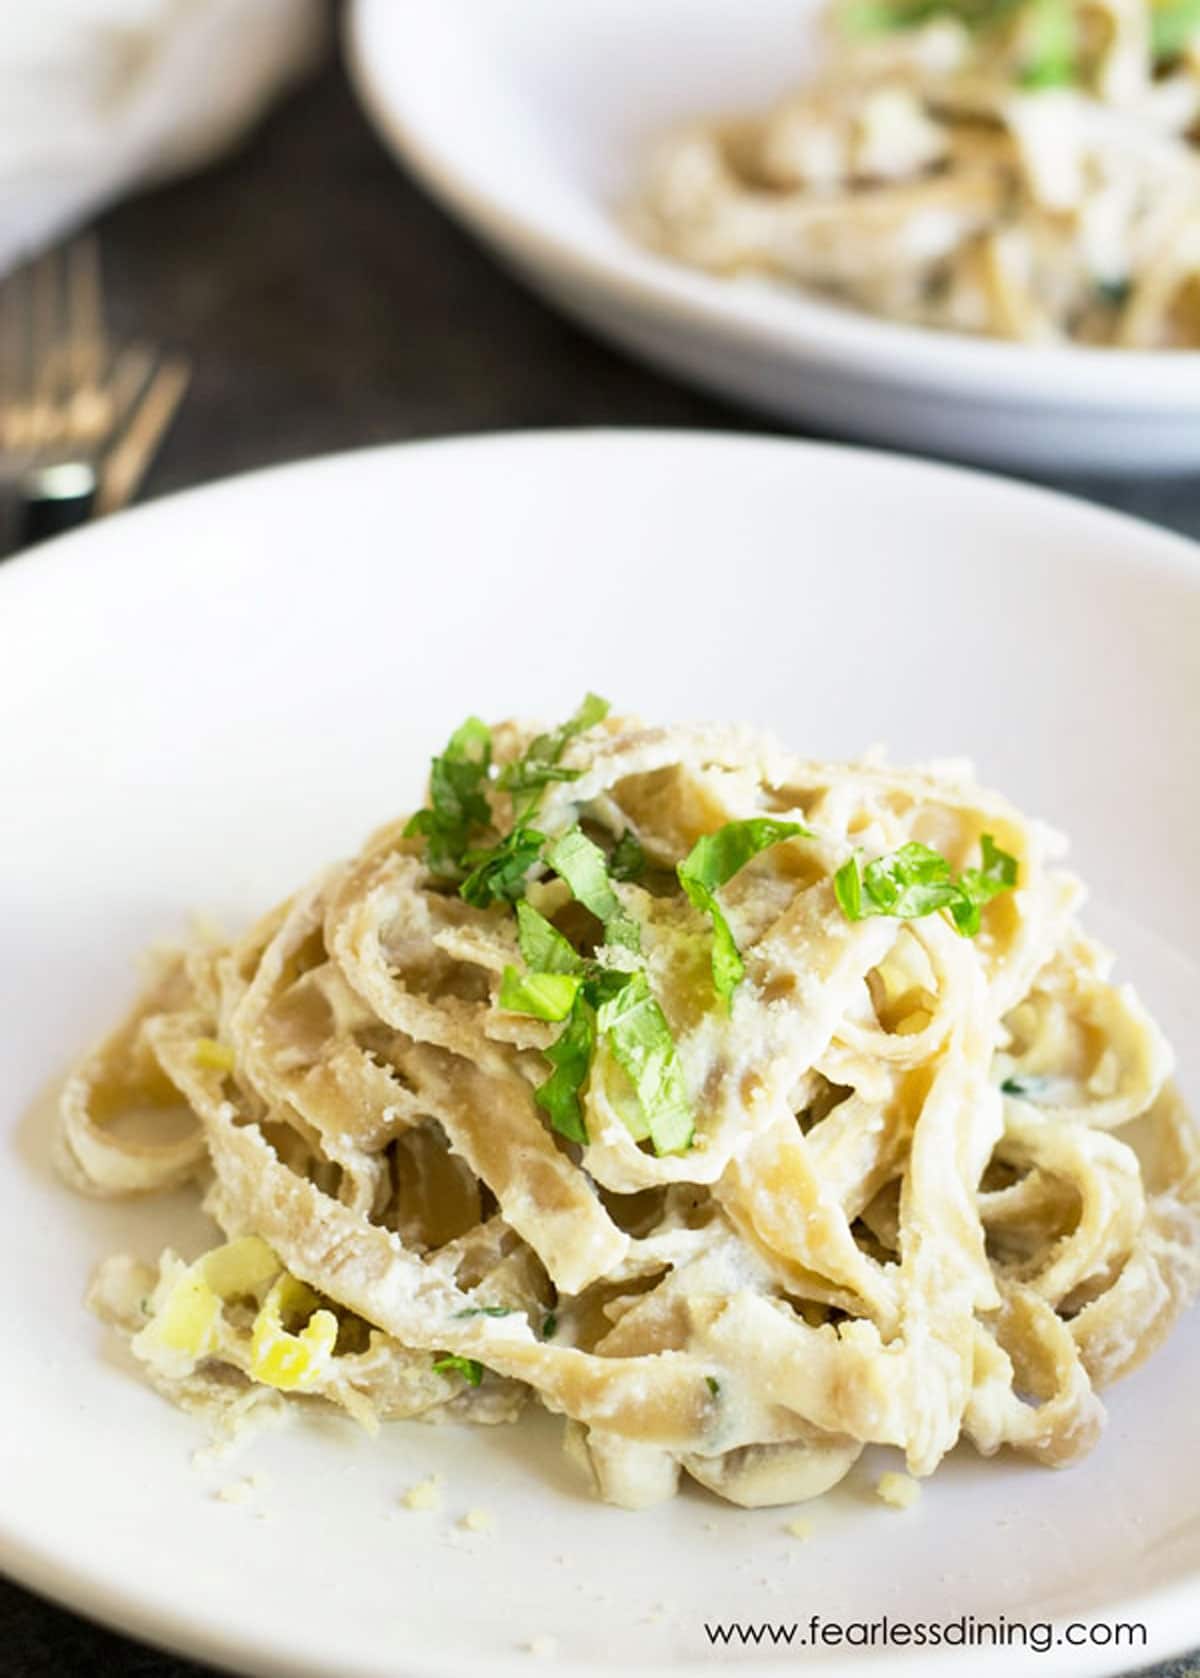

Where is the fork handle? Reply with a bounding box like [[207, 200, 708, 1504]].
[[15, 461, 97, 548]]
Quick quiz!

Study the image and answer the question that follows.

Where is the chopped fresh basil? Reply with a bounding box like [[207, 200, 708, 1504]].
[[432, 1354, 484, 1385], [498, 693, 609, 795], [840, 0, 1020, 35], [453, 1306, 517, 1319], [516, 900, 584, 975], [596, 969, 694, 1155], [541, 1312, 558, 1340], [1000, 1074, 1049, 1098], [1150, 0, 1200, 58], [404, 716, 493, 879], [545, 826, 641, 952], [678, 819, 811, 1003], [835, 835, 1018, 937], [706, 1376, 721, 1398], [505, 958, 692, 1155], [1018, 0, 1075, 86], [1095, 276, 1132, 308], [498, 966, 580, 1022], [679, 870, 744, 1003], [459, 824, 546, 908], [409, 697, 612, 890], [533, 990, 595, 1144], [951, 833, 1020, 936], [609, 829, 646, 882]]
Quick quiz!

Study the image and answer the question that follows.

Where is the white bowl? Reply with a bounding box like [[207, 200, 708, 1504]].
[[347, 0, 1200, 474], [1, 431, 1200, 1678]]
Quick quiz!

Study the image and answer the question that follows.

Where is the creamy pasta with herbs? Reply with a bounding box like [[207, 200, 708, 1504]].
[[635, 0, 1200, 347], [60, 700, 1200, 1508]]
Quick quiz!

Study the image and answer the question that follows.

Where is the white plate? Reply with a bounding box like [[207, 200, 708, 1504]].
[[347, 0, 1200, 475], [2, 431, 1199, 1678]]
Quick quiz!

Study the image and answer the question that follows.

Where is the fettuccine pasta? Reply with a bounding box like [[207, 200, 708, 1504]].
[[60, 702, 1200, 1508], [635, 0, 1200, 347]]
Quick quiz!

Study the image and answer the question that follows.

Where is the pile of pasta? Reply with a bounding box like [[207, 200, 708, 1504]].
[[59, 714, 1200, 1508], [636, 0, 1200, 347]]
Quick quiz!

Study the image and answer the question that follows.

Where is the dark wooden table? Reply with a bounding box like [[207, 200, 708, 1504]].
[[3, 24, 1198, 1678]]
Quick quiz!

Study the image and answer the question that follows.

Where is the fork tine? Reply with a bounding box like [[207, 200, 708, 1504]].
[[67, 235, 105, 392], [0, 257, 30, 454], [95, 355, 190, 517], [105, 342, 154, 433], [29, 246, 63, 451]]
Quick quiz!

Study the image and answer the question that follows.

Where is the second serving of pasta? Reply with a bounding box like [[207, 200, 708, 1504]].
[[635, 0, 1200, 348], [60, 700, 1200, 1509]]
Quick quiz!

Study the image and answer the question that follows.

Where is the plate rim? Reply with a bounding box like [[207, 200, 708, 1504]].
[[3, 427, 1199, 1678], [3, 427, 1199, 589], [344, 0, 1200, 412]]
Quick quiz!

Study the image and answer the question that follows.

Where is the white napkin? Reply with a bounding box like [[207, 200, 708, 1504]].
[[0, 0, 328, 272]]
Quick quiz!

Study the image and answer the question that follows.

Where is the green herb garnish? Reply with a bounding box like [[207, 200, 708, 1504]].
[[609, 830, 646, 882], [1150, 0, 1200, 59], [541, 1312, 558, 1340], [678, 818, 812, 1004], [432, 1354, 484, 1385], [504, 951, 691, 1155], [404, 717, 492, 879], [952, 833, 1019, 936], [516, 900, 584, 974], [459, 823, 546, 908], [706, 1376, 721, 1398], [1095, 277, 1132, 308], [408, 695, 611, 895], [834, 834, 1018, 936], [545, 826, 641, 952], [1018, 0, 1076, 85], [840, 0, 1020, 35], [596, 969, 694, 1155], [1000, 1074, 1049, 1098], [497, 693, 609, 796], [453, 1306, 517, 1319], [533, 989, 595, 1144], [498, 966, 581, 1022]]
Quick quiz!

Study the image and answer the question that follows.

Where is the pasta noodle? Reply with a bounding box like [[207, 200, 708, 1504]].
[[634, 0, 1200, 347], [60, 705, 1200, 1508]]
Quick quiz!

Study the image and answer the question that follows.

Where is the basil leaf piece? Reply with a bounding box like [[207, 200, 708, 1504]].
[[432, 1354, 484, 1385], [1018, 0, 1076, 86], [453, 1306, 516, 1319], [545, 826, 641, 952], [840, 0, 1020, 35], [596, 970, 694, 1155], [1095, 276, 1131, 308], [678, 818, 811, 1003], [540, 1312, 558, 1340], [1152, 0, 1200, 59], [459, 825, 546, 907], [863, 842, 961, 919], [679, 872, 745, 1002], [498, 965, 581, 1022], [833, 855, 864, 921], [534, 990, 595, 1144], [497, 693, 610, 794], [680, 819, 813, 894], [835, 835, 1018, 937], [951, 833, 1019, 936], [609, 829, 646, 883], [515, 900, 584, 975], [404, 715, 493, 879], [1000, 1074, 1048, 1098]]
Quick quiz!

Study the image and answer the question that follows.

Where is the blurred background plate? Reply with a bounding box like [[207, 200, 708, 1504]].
[[347, 0, 1200, 475], [2, 430, 1200, 1678]]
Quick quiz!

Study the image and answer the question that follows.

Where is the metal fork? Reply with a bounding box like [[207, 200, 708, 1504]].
[[0, 238, 189, 547]]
